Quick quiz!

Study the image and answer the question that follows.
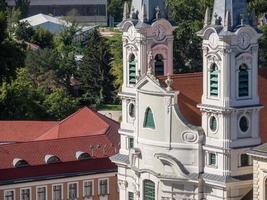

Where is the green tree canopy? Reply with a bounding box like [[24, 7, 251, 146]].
[[31, 27, 54, 48], [15, 0, 30, 19], [77, 29, 115, 105]]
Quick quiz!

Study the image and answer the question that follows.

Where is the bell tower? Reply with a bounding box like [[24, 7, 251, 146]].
[[118, 0, 175, 156], [198, 0, 262, 199]]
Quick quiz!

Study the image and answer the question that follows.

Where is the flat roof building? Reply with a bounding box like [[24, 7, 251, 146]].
[[7, 0, 107, 25]]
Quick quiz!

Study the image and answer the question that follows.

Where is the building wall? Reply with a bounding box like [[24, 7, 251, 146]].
[[252, 157, 267, 200], [0, 172, 118, 200]]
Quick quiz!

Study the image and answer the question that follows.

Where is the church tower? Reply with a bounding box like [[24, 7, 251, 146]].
[[197, 0, 262, 199]]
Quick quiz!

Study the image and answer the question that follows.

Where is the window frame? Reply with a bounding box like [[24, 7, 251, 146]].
[[238, 64, 249, 98], [98, 178, 109, 196], [68, 182, 79, 199], [240, 154, 251, 167], [36, 186, 47, 200], [20, 187, 32, 200], [4, 189, 16, 200], [83, 180, 94, 198], [52, 184, 63, 200], [143, 107, 156, 129]]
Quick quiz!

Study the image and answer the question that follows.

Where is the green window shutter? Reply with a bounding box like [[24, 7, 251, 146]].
[[239, 68, 249, 97], [210, 65, 218, 96], [144, 108, 155, 129], [209, 153, 216, 165], [128, 192, 134, 200], [129, 61, 136, 84], [143, 180, 155, 200]]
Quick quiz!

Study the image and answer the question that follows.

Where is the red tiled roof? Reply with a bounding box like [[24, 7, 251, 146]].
[[0, 107, 120, 179], [0, 121, 58, 143], [160, 68, 267, 143], [0, 107, 118, 142], [0, 158, 117, 184]]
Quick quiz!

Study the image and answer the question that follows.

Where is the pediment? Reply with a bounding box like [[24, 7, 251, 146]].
[[136, 75, 169, 95]]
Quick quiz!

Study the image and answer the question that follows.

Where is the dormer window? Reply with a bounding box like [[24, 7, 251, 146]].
[[144, 107, 155, 129], [129, 54, 136, 85], [155, 54, 164, 76], [75, 151, 91, 160], [239, 64, 249, 97], [210, 63, 218, 97], [45, 155, 61, 164], [12, 158, 29, 168]]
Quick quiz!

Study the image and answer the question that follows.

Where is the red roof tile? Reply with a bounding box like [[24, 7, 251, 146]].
[[0, 107, 118, 142]]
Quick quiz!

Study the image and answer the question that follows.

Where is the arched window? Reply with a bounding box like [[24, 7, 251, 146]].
[[155, 54, 164, 76], [45, 155, 61, 164], [143, 180, 155, 200], [143, 107, 155, 129], [239, 64, 249, 97], [129, 54, 136, 85], [13, 158, 29, 168], [210, 64, 218, 96]]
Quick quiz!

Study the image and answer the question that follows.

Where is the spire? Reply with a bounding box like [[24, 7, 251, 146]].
[[141, 3, 147, 22], [123, 1, 130, 20], [212, 0, 249, 28], [130, 0, 166, 23], [224, 10, 231, 31], [204, 7, 211, 27]]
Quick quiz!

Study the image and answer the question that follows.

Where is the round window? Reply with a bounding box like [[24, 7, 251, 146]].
[[209, 116, 217, 132], [239, 116, 249, 133], [129, 103, 135, 118]]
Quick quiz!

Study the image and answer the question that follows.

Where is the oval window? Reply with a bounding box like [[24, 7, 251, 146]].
[[239, 116, 249, 133], [129, 103, 135, 118], [210, 116, 217, 132]]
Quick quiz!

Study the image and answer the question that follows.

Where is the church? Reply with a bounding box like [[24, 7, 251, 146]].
[[110, 0, 267, 199]]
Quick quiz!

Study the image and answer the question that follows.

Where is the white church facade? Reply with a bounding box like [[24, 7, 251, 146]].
[[110, 0, 267, 199]]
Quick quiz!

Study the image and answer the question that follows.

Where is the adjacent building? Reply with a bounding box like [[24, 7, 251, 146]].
[[7, 0, 107, 25], [110, 0, 267, 199], [0, 107, 120, 200]]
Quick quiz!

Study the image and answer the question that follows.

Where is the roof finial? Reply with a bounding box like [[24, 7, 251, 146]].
[[155, 6, 161, 20], [141, 3, 147, 22], [165, 74, 173, 91], [224, 10, 231, 31], [204, 7, 211, 27], [123, 1, 130, 20], [214, 13, 222, 25], [240, 13, 244, 26]]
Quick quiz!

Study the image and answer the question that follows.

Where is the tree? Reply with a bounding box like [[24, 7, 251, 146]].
[[77, 29, 115, 105], [165, 0, 213, 73], [7, 8, 21, 37], [31, 27, 54, 48], [108, 0, 132, 22], [43, 88, 79, 120], [0, 68, 48, 120], [15, 21, 34, 41], [0, 11, 7, 42], [15, 0, 30, 19], [0, 0, 7, 12], [25, 48, 77, 94], [107, 33, 123, 91]]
